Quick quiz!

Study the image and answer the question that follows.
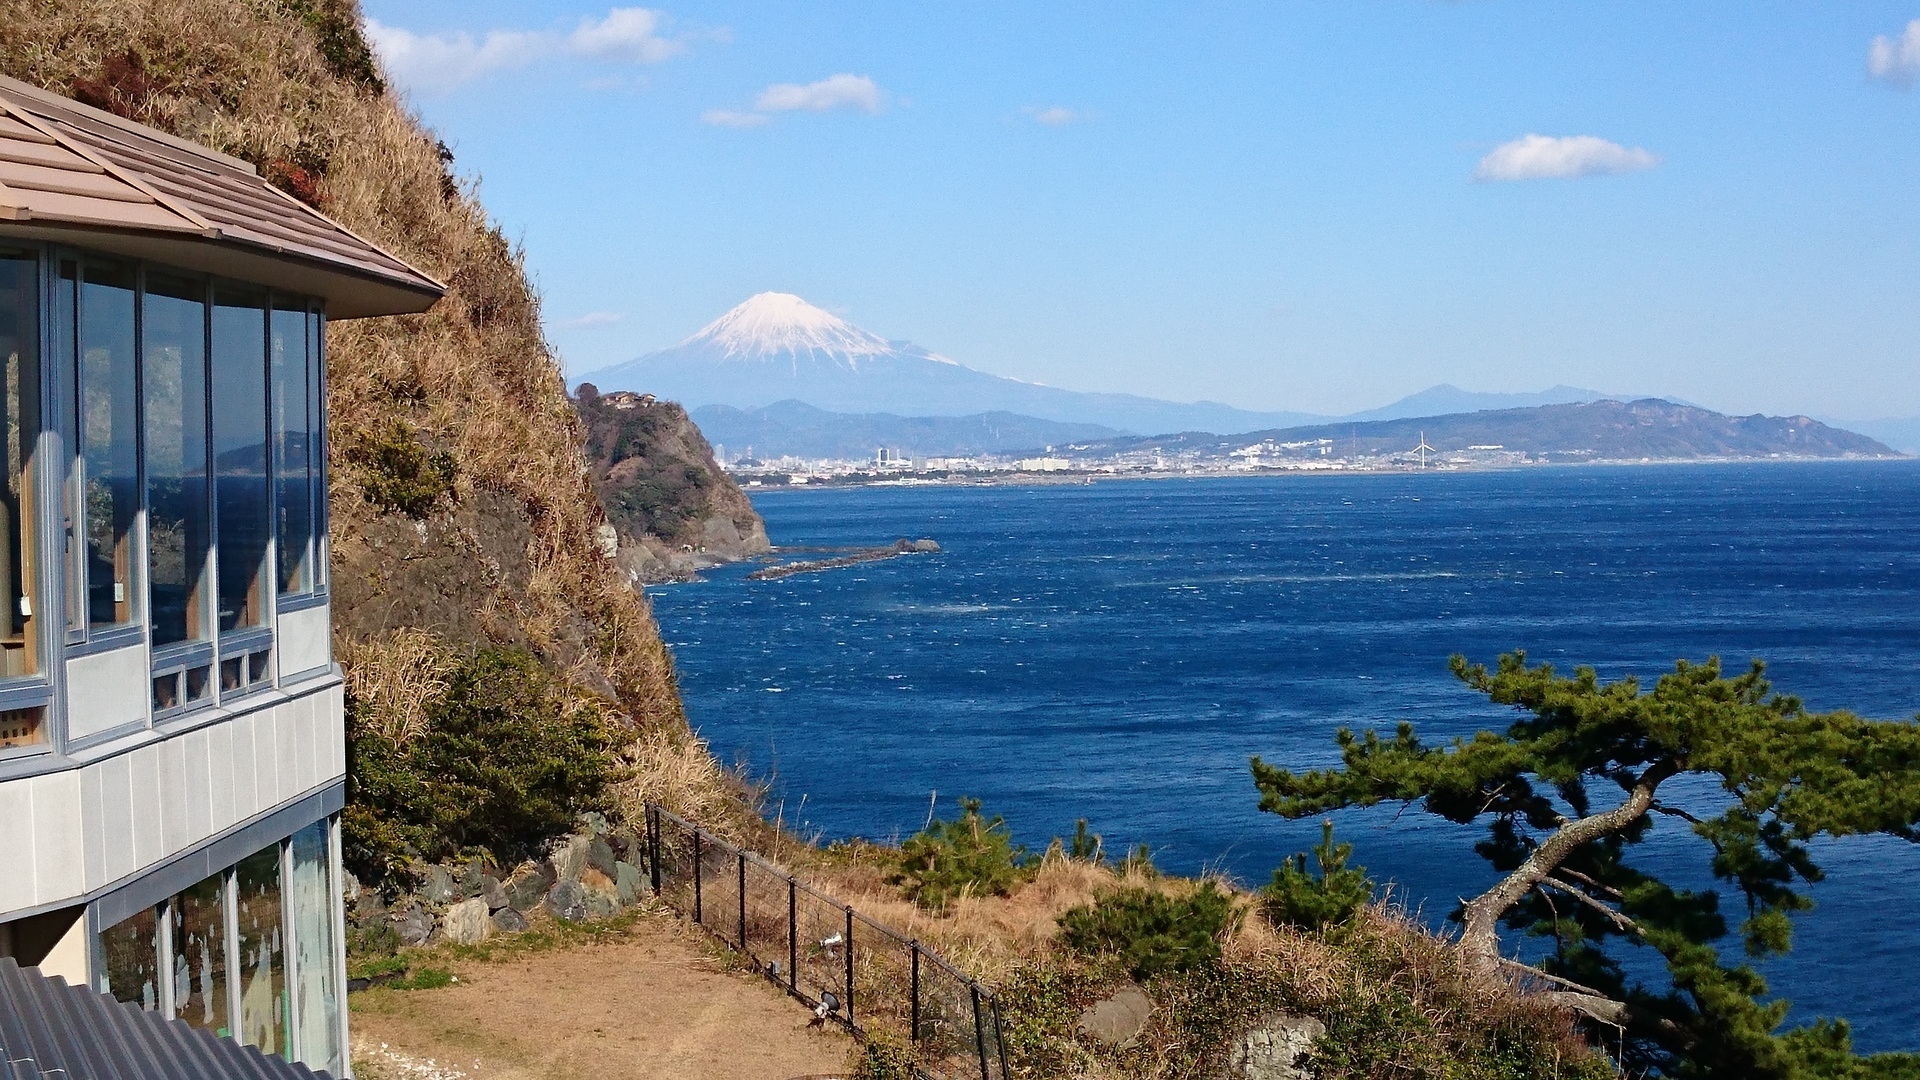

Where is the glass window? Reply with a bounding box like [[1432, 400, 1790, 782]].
[[101, 905, 161, 1011], [0, 251, 39, 679], [212, 289, 268, 633], [234, 844, 287, 1054], [271, 304, 312, 595], [170, 871, 230, 1035], [309, 311, 326, 589], [146, 273, 212, 649], [78, 261, 137, 631], [288, 822, 342, 1073]]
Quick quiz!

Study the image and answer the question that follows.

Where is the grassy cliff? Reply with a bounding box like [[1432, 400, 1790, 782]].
[[0, 0, 738, 833]]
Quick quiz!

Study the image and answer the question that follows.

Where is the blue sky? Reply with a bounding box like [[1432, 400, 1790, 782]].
[[361, 2, 1920, 420]]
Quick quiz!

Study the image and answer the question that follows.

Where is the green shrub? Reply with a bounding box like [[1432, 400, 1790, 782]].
[[344, 418, 457, 517], [844, 1031, 921, 1080], [888, 797, 1029, 910], [1263, 820, 1374, 930], [1057, 882, 1238, 982], [345, 648, 620, 884]]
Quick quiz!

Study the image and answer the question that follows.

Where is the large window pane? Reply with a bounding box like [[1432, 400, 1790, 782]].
[[212, 290, 268, 633], [309, 311, 327, 590], [101, 905, 161, 1010], [79, 261, 137, 631], [288, 822, 341, 1073], [271, 304, 312, 595], [0, 251, 39, 679], [235, 844, 287, 1054], [170, 872, 230, 1035], [146, 273, 212, 649]]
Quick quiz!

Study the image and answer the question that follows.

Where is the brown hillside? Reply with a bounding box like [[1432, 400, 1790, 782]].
[[0, 0, 682, 727], [574, 385, 771, 584]]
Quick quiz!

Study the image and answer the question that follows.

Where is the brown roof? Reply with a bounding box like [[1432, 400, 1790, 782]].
[[0, 75, 443, 319]]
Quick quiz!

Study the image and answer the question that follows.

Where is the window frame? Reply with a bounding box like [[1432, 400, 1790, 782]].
[[65, 252, 145, 648], [0, 244, 60, 763]]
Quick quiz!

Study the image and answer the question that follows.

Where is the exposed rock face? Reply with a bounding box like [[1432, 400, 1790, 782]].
[[392, 905, 434, 948], [442, 898, 492, 945], [1078, 984, 1153, 1049], [1229, 1011, 1326, 1080], [573, 386, 772, 584]]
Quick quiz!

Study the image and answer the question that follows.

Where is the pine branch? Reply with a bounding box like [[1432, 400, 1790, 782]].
[[1540, 876, 1642, 936]]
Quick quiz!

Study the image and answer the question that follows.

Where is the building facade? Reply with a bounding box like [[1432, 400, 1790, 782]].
[[0, 76, 442, 1075]]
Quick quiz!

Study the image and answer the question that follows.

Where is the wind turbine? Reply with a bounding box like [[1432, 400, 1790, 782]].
[[1413, 431, 1436, 469]]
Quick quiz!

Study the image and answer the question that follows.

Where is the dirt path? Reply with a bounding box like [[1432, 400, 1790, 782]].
[[350, 912, 851, 1080]]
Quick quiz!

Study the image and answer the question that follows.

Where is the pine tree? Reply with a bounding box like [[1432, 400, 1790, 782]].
[[1263, 819, 1374, 930]]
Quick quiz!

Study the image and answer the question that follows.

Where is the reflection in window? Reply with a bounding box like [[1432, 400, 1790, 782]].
[[171, 872, 230, 1035], [212, 290, 269, 632], [146, 273, 212, 649], [101, 905, 161, 1010], [0, 251, 38, 679], [235, 845, 286, 1054], [289, 822, 342, 1074], [310, 311, 327, 589], [79, 261, 137, 630], [271, 304, 313, 595]]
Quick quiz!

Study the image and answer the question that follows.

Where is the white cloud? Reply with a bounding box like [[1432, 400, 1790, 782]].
[[754, 74, 884, 114], [1870, 19, 1920, 89], [561, 311, 625, 327], [1025, 106, 1088, 126], [1473, 134, 1661, 182], [702, 109, 770, 129], [367, 8, 685, 96]]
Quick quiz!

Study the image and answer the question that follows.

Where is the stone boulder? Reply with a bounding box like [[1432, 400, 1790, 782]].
[[1078, 984, 1152, 1049], [442, 898, 492, 946], [587, 836, 619, 880], [551, 835, 592, 883], [909, 538, 941, 553], [1229, 1011, 1326, 1080], [505, 860, 556, 911], [420, 865, 456, 904], [546, 880, 589, 922], [481, 874, 510, 912], [392, 905, 434, 948], [615, 862, 644, 906], [491, 907, 529, 934]]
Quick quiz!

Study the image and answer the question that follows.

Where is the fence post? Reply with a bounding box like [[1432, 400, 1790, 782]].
[[737, 850, 748, 951], [647, 804, 661, 894], [994, 998, 1010, 1080], [844, 905, 856, 1030], [971, 984, 990, 1080], [909, 941, 921, 1045], [786, 877, 798, 993], [693, 830, 703, 925]]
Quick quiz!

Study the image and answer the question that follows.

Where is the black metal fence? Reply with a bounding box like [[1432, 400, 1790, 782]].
[[645, 804, 1010, 1080]]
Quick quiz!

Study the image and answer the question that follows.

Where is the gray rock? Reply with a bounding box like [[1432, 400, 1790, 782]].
[[505, 861, 556, 911], [456, 860, 488, 899], [392, 905, 434, 948], [481, 875, 510, 912], [421, 865, 456, 905], [355, 888, 387, 920], [342, 871, 363, 905], [491, 906, 528, 933], [587, 836, 618, 880], [615, 862, 644, 906], [909, 538, 941, 553], [551, 835, 591, 883], [1229, 1012, 1326, 1080], [546, 880, 589, 922], [581, 811, 611, 836], [585, 885, 620, 920], [442, 898, 492, 946], [1078, 984, 1152, 1049]]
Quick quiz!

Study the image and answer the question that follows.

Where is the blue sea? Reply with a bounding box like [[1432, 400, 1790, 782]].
[[647, 462, 1920, 1052]]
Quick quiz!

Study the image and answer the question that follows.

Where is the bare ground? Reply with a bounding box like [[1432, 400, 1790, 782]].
[[349, 912, 851, 1080]]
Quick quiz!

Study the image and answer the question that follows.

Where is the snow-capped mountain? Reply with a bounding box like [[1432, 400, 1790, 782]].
[[573, 293, 1318, 436]]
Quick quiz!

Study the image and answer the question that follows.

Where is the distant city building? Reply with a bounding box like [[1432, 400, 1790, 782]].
[[1016, 457, 1072, 472]]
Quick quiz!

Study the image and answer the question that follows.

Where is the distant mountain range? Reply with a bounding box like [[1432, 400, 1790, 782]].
[[574, 293, 1900, 462], [690, 401, 1122, 461], [1052, 399, 1900, 463]]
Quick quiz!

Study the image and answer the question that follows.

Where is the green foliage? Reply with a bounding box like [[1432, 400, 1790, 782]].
[[345, 648, 621, 884], [844, 1031, 921, 1080], [573, 388, 725, 547], [1263, 819, 1374, 930], [1056, 883, 1237, 982], [889, 797, 1030, 910], [276, 0, 386, 93], [345, 418, 457, 517], [1250, 651, 1920, 1078], [1066, 818, 1104, 862]]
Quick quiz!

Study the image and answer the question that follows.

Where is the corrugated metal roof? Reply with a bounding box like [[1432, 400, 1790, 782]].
[[0, 75, 442, 319], [0, 958, 327, 1080]]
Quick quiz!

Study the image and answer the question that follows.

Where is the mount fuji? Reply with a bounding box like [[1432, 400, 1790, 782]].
[[573, 293, 1322, 436]]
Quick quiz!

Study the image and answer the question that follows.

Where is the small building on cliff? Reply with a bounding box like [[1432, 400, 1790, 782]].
[[0, 75, 443, 1074]]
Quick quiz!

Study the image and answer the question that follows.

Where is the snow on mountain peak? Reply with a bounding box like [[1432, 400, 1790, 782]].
[[685, 292, 894, 359]]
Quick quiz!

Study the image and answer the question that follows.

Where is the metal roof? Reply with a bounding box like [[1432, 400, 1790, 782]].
[[0, 957, 327, 1080], [0, 75, 443, 319]]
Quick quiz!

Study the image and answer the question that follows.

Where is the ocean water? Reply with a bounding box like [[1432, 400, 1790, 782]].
[[647, 462, 1920, 1051]]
